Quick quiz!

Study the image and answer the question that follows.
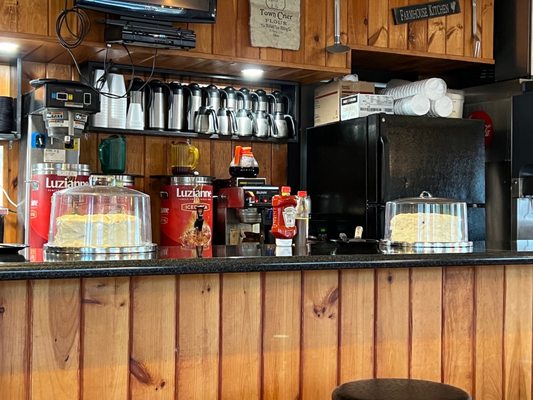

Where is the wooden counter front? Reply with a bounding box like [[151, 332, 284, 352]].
[[0, 264, 528, 399]]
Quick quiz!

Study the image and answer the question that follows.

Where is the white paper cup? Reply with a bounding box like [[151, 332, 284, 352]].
[[429, 95, 454, 118], [393, 94, 430, 116]]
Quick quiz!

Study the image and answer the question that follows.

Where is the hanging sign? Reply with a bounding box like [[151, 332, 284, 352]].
[[392, 0, 461, 25], [250, 0, 301, 50]]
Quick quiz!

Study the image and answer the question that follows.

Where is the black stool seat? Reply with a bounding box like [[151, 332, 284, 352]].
[[332, 378, 471, 400]]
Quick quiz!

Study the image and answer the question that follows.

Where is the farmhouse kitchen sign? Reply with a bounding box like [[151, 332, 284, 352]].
[[250, 0, 301, 50], [392, 0, 460, 24]]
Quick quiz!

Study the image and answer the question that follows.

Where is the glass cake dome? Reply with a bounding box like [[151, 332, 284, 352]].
[[381, 191, 471, 249], [45, 175, 156, 253]]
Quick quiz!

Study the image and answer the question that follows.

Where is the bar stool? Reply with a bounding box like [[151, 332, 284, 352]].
[[332, 378, 471, 400]]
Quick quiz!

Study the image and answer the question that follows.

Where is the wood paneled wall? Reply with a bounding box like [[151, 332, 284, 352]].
[[0, 62, 288, 243], [0, 0, 349, 70], [347, 0, 494, 60], [0, 264, 530, 399]]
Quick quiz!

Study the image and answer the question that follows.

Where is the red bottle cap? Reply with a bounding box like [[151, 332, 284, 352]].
[[297, 190, 307, 197], [281, 186, 291, 195]]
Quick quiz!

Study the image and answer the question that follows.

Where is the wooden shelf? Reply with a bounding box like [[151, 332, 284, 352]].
[[88, 127, 298, 143], [350, 44, 495, 78], [0, 32, 349, 84]]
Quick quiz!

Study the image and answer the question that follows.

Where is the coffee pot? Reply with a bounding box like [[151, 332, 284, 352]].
[[238, 88, 254, 111], [170, 140, 199, 175], [253, 110, 273, 138], [223, 86, 239, 111], [204, 84, 221, 111], [271, 112, 296, 139], [194, 105, 218, 134], [252, 89, 269, 112], [269, 90, 292, 114], [217, 105, 237, 136], [187, 83, 203, 131], [234, 90, 254, 137], [126, 78, 146, 130], [168, 82, 190, 131], [147, 80, 168, 130]]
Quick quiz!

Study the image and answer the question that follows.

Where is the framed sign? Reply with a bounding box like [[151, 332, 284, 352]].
[[250, 0, 301, 50], [392, 0, 461, 25]]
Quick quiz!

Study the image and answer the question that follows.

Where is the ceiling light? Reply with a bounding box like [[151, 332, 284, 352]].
[[0, 42, 19, 54], [241, 68, 264, 80]]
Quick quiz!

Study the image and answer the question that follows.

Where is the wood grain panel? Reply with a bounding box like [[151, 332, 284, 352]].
[[252, 142, 272, 184], [270, 143, 288, 188], [144, 137, 168, 244], [213, 0, 237, 57], [301, 270, 339, 400], [388, 0, 409, 50], [0, 65, 10, 95], [82, 277, 130, 400], [177, 274, 220, 399], [408, 0, 428, 51], [22, 61, 46, 94], [0, 280, 28, 400], [49, 0, 77, 38], [463, 0, 473, 57], [480, 0, 494, 59], [0, 0, 17, 32], [236, 0, 260, 60], [18, 0, 48, 35], [130, 276, 176, 399], [367, 0, 389, 47], [504, 265, 533, 400], [31, 279, 80, 400], [221, 272, 261, 400], [410, 268, 442, 381], [188, 23, 213, 54], [263, 271, 301, 400], [375, 269, 409, 378], [445, 0, 465, 56], [304, 0, 327, 66], [326, 0, 349, 68], [210, 141, 232, 179], [339, 269, 375, 382], [427, 16, 446, 54], [4, 141, 20, 243], [282, 0, 305, 64], [475, 266, 503, 400], [79, 133, 98, 172], [260, 48, 283, 63], [46, 63, 72, 79], [442, 267, 474, 395], [347, 0, 368, 46]]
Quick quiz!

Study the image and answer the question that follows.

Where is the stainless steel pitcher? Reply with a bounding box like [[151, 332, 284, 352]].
[[168, 82, 190, 131]]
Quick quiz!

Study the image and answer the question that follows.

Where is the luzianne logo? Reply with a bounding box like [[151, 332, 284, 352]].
[[45, 177, 88, 189], [175, 187, 212, 198]]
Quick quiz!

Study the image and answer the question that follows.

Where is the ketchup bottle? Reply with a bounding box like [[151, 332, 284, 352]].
[[271, 186, 297, 246]]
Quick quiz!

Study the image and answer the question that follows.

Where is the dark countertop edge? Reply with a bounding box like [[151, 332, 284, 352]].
[[1, 251, 533, 281]]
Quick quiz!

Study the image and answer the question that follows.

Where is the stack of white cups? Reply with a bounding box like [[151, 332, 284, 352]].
[[383, 78, 453, 118], [107, 73, 127, 129], [92, 69, 109, 128]]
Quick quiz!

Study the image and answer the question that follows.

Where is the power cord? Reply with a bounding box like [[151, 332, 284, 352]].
[[55, 1, 159, 100]]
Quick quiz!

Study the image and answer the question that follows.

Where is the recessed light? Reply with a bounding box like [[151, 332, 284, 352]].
[[241, 68, 264, 80], [0, 42, 19, 54]]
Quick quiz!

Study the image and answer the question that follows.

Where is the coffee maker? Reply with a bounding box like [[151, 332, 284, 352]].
[[19, 79, 100, 251], [214, 177, 279, 245]]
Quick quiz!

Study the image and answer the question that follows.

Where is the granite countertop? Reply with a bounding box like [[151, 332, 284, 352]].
[[0, 243, 533, 281]]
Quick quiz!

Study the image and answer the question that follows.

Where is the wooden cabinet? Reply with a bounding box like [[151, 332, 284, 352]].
[[347, 0, 494, 75]]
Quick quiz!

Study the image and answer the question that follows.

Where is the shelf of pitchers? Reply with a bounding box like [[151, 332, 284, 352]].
[[0, 32, 349, 84], [86, 127, 299, 143]]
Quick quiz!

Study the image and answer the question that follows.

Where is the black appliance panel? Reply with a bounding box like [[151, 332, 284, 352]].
[[378, 115, 485, 204]]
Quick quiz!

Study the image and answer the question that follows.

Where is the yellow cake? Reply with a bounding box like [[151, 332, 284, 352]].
[[390, 212, 461, 243], [52, 213, 141, 248]]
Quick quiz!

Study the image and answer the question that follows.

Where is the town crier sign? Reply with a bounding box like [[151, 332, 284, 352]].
[[250, 0, 301, 50], [392, 0, 461, 24]]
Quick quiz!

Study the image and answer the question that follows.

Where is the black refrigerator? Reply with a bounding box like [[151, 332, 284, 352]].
[[305, 114, 486, 241]]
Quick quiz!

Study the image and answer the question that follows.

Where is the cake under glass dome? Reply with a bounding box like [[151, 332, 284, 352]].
[[44, 175, 156, 253]]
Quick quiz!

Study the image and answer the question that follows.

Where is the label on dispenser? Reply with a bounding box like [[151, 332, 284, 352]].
[[43, 149, 66, 163]]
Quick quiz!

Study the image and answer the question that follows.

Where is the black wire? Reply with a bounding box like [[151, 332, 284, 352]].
[[55, 3, 159, 100]]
